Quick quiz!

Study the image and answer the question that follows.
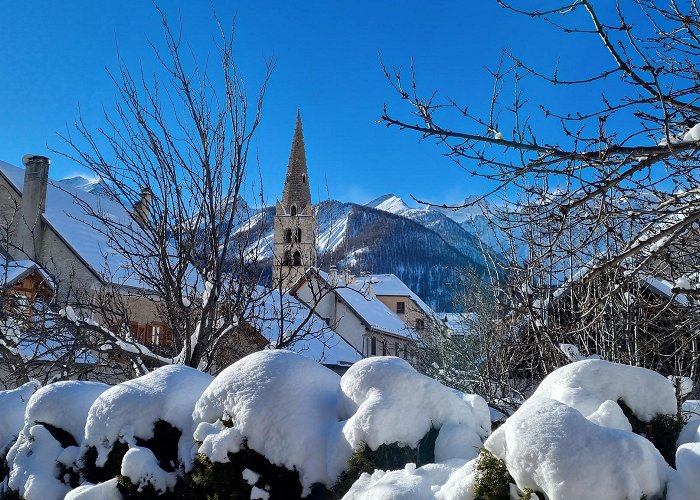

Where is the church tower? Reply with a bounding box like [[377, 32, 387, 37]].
[[273, 111, 317, 290]]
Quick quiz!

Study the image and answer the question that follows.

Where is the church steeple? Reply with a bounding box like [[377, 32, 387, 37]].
[[273, 112, 317, 290], [281, 111, 312, 215]]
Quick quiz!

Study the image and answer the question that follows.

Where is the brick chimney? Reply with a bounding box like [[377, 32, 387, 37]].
[[19, 154, 50, 261]]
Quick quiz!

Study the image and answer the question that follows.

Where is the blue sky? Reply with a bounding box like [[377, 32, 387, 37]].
[[0, 1, 618, 207]]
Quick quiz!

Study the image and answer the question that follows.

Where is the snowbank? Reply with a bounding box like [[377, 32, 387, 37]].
[[0, 380, 40, 453], [83, 364, 212, 468], [5, 381, 108, 500], [668, 442, 700, 500], [339, 356, 490, 456], [193, 349, 342, 492], [485, 396, 671, 500], [344, 458, 478, 499], [533, 359, 677, 420]]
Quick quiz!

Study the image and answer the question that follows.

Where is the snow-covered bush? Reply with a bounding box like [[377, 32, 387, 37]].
[[191, 351, 491, 498], [191, 349, 342, 498], [79, 365, 212, 495], [4, 381, 107, 500], [0, 381, 40, 490]]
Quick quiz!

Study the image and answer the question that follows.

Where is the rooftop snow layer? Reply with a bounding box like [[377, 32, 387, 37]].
[[317, 270, 417, 339], [355, 273, 434, 317], [250, 285, 362, 365], [0, 160, 147, 288]]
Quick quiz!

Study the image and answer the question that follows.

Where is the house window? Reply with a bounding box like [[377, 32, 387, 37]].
[[403, 344, 408, 360], [396, 301, 405, 314], [293, 251, 301, 266], [382, 341, 387, 356], [295, 228, 302, 242], [302, 174, 306, 184], [284, 229, 293, 243], [415, 318, 425, 331], [395, 341, 399, 356], [371, 336, 377, 355], [291, 205, 297, 216], [149, 324, 162, 346]]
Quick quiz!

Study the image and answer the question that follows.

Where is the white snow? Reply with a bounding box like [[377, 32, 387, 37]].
[[63, 478, 122, 500], [344, 458, 478, 500], [83, 364, 212, 469], [668, 442, 700, 500], [6, 424, 70, 500], [366, 194, 410, 215], [339, 357, 490, 453], [531, 359, 677, 421], [242, 468, 260, 486], [192, 350, 342, 492], [682, 123, 700, 142], [0, 380, 41, 454], [485, 395, 671, 500], [120, 446, 177, 493], [5, 381, 108, 500]]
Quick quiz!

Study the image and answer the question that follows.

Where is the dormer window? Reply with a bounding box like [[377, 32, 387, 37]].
[[291, 205, 297, 216], [285, 229, 293, 243]]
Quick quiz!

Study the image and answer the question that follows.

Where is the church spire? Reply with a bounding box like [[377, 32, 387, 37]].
[[281, 110, 312, 214]]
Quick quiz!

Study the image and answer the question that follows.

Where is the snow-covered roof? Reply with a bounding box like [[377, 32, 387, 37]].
[[312, 270, 418, 340], [0, 160, 147, 289], [250, 285, 362, 366], [355, 273, 434, 317], [0, 256, 53, 290], [437, 312, 475, 336]]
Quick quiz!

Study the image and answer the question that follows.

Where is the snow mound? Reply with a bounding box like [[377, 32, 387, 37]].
[[121, 446, 177, 494], [192, 350, 342, 492], [83, 364, 212, 468], [6, 381, 108, 500], [339, 357, 491, 452], [485, 396, 671, 500], [64, 478, 122, 500], [668, 442, 700, 500], [24, 381, 108, 443], [344, 458, 478, 499], [533, 359, 676, 421], [6, 425, 69, 500], [0, 380, 40, 453]]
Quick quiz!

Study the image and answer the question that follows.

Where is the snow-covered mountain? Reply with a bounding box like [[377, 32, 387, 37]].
[[236, 197, 499, 311], [58, 175, 112, 197]]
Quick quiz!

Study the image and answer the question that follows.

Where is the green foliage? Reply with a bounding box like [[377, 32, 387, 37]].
[[37, 421, 78, 448], [116, 474, 187, 499], [80, 440, 130, 484], [417, 426, 439, 466], [618, 399, 684, 467], [188, 441, 308, 500], [332, 441, 417, 498], [473, 448, 511, 500], [649, 413, 684, 467], [80, 419, 182, 488], [56, 460, 81, 489], [0, 489, 22, 500]]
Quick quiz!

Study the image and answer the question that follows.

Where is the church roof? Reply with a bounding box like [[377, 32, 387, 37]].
[[280, 111, 312, 214]]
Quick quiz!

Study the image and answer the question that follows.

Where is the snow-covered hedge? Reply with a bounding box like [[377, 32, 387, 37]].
[[4, 355, 700, 499]]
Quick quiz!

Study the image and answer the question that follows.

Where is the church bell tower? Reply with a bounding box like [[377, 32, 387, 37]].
[[273, 111, 317, 290]]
